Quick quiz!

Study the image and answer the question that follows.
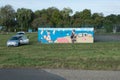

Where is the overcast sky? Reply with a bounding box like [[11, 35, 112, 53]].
[[0, 0, 120, 16]]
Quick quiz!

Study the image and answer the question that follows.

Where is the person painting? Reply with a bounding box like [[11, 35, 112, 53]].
[[70, 29, 77, 43]]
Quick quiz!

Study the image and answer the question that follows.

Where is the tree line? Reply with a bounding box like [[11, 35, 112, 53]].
[[0, 4, 120, 33]]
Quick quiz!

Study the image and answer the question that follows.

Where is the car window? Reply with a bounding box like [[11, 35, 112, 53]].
[[10, 37, 19, 40]]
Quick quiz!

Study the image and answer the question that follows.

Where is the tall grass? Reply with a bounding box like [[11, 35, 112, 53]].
[[0, 33, 120, 70]]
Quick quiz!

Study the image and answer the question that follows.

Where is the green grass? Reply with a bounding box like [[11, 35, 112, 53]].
[[0, 33, 120, 70]]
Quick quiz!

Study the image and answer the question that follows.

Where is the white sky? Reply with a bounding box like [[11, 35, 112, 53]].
[[0, 0, 120, 16]]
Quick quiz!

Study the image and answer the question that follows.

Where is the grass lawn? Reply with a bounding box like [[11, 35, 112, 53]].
[[0, 33, 120, 70]]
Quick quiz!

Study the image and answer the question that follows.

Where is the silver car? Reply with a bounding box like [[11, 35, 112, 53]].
[[7, 35, 29, 47]]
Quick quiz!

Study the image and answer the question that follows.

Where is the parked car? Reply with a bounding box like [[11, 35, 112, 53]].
[[16, 31, 25, 35], [7, 35, 29, 47]]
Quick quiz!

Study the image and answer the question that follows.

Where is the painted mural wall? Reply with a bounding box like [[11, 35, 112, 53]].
[[38, 28, 94, 43]]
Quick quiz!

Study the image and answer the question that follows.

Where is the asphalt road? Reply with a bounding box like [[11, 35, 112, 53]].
[[0, 69, 65, 80], [0, 69, 120, 80]]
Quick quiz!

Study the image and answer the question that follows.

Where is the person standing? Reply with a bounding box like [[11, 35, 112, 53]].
[[70, 29, 76, 43]]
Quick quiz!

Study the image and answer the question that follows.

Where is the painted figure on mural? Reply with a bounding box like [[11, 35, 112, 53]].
[[70, 29, 77, 43], [44, 30, 52, 43]]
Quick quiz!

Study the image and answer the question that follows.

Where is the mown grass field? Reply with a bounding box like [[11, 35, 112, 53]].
[[0, 33, 120, 70]]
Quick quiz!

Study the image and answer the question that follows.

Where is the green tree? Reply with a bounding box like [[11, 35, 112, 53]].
[[33, 9, 49, 28], [92, 13, 104, 29], [116, 15, 120, 32], [73, 9, 92, 27], [16, 8, 33, 31], [104, 19, 113, 32], [47, 7, 61, 27], [80, 9, 92, 27], [61, 7, 73, 27], [103, 14, 119, 33], [0, 5, 15, 32], [31, 18, 41, 31], [51, 10, 62, 27], [80, 9, 91, 20], [72, 12, 81, 27]]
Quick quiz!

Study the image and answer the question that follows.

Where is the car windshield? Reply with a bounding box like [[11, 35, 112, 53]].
[[10, 37, 19, 40]]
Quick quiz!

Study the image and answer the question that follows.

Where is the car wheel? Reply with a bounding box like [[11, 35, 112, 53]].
[[18, 42, 20, 46]]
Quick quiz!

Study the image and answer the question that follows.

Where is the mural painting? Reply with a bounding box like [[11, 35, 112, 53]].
[[38, 28, 94, 43]]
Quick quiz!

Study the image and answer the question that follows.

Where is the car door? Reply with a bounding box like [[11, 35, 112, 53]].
[[22, 36, 29, 44], [19, 36, 24, 44]]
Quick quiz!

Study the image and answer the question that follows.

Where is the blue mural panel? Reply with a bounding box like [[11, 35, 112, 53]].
[[38, 28, 94, 43]]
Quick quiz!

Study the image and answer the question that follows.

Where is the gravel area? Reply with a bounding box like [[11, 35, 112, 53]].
[[45, 69, 120, 80], [95, 34, 120, 42]]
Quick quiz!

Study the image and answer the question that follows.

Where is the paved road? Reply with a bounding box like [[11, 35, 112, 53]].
[[0, 69, 120, 80], [0, 69, 65, 80]]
